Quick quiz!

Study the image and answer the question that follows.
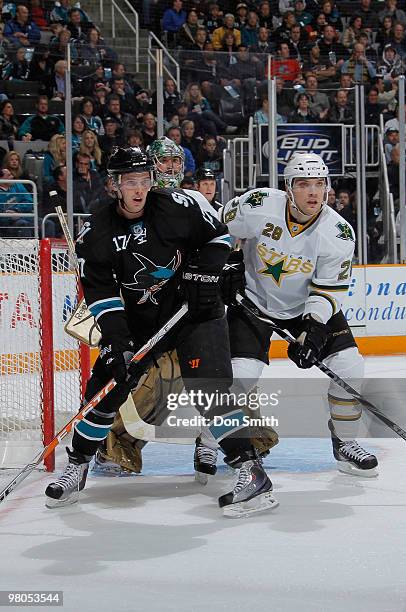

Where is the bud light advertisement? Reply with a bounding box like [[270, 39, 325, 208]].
[[259, 124, 345, 177]]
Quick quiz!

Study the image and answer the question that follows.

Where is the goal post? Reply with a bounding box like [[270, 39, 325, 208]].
[[0, 238, 91, 472]]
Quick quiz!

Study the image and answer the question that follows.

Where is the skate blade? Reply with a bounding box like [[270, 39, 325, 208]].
[[337, 461, 379, 478], [45, 491, 80, 509], [195, 471, 209, 485], [223, 491, 279, 518]]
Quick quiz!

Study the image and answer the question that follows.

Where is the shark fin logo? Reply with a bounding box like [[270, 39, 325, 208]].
[[122, 251, 182, 304]]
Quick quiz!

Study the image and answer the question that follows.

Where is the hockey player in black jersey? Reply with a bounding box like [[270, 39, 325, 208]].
[[195, 167, 222, 212], [45, 146, 278, 517]]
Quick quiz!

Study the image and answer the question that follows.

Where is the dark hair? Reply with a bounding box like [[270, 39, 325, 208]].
[[0, 100, 13, 114], [52, 164, 66, 181], [79, 97, 95, 113], [72, 114, 87, 131]]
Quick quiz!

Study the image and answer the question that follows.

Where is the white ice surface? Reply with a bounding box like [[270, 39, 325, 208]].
[[0, 356, 406, 612]]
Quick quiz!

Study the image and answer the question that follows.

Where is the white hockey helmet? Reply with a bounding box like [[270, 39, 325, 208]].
[[284, 153, 331, 215]]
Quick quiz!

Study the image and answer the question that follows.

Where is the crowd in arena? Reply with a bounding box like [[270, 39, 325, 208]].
[[0, 0, 403, 260]]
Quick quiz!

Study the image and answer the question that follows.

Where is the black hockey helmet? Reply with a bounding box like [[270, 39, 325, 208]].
[[107, 146, 153, 176], [195, 167, 216, 182]]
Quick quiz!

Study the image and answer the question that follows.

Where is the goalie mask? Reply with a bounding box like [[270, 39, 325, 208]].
[[147, 137, 185, 188], [284, 153, 331, 218]]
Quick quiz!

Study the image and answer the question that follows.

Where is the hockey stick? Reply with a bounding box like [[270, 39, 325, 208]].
[[0, 303, 188, 504], [236, 293, 406, 442]]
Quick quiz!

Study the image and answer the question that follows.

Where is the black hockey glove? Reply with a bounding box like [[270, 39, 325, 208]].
[[99, 337, 138, 384], [182, 263, 220, 320], [220, 249, 246, 305], [287, 316, 329, 369]]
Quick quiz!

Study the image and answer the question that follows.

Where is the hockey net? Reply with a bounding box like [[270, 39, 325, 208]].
[[0, 238, 90, 477]]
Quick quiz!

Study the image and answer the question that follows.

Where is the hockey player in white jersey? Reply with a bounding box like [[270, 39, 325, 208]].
[[216, 152, 378, 478]]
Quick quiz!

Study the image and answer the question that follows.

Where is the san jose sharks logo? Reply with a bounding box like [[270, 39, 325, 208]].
[[122, 251, 181, 304], [336, 222, 354, 241]]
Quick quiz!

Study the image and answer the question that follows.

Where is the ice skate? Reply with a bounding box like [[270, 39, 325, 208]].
[[333, 437, 378, 477], [219, 458, 278, 518], [91, 448, 124, 476], [194, 438, 218, 485], [45, 448, 90, 508]]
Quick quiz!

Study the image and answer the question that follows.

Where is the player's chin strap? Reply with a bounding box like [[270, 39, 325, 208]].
[[285, 177, 331, 220], [235, 293, 406, 443]]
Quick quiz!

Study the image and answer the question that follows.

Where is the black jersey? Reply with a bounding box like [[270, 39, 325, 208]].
[[76, 187, 231, 345]]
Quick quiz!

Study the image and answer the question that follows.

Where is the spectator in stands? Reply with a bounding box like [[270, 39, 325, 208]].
[[50, 0, 91, 25], [79, 96, 104, 136], [72, 114, 86, 151], [336, 189, 356, 231], [288, 92, 319, 122], [49, 28, 79, 64], [357, 0, 380, 32], [317, 25, 348, 67], [73, 151, 106, 213], [254, 96, 285, 124], [30, 0, 48, 30], [203, 3, 223, 35], [375, 15, 394, 52], [327, 186, 337, 209], [178, 9, 199, 49], [28, 46, 54, 83], [0, 168, 34, 238], [234, 3, 248, 29], [327, 88, 353, 123], [3, 46, 29, 80], [92, 82, 110, 117], [154, 78, 182, 120], [228, 44, 263, 101], [303, 42, 338, 83], [45, 59, 67, 100], [384, 127, 399, 162], [387, 143, 400, 199], [99, 116, 126, 155], [67, 8, 93, 41], [303, 73, 330, 119], [342, 16, 366, 50], [388, 22, 406, 58], [257, 1, 273, 30], [212, 14, 241, 50], [181, 119, 202, 160], [274, 10, 297, 44], [110, 62, 140, 96], [307, 12, 328, 43], [79, 129, 103, 172], [274, 75, 295, 119], [18, 95, 65, 141], [2, 151, 25, 180], [364, 86, 386, 124], [357, 31, 378, 64], [288, 24, 308, 62], [126, 128, 144, 148], [379, 0, 406, 27], [41, 165, 67, 234], [105, 95, 135, 133], [378, 43, 405, 79], [0, 100, 18, 141], [293, 0, 313, 27], [375, 75, 398, 112], [250, 26, 274, 55], [108, 77, 136, 115], [131, 88, 152, 122], [162, 0, 186, 46], [141, 112, 157, 147], [182, 26, 209, 81], [270, 41, 302, 82], [43, 134, 66, 185], [80, 27, 111, 67], [195, 134, 223, 175], [4, 4, 41, 47], [242, 11, 260, 48], [341, 42, 376, 82], [184, 82, 234, 136], [321, 0, 342, 31], [167, 126, 195, 174]]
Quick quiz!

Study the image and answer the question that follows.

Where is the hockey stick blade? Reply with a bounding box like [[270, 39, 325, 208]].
[[0, 303, 188, 505], [236, 294, 406, 442]]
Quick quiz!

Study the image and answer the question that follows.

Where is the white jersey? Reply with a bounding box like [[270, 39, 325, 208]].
[[222, 187, 355, 323]]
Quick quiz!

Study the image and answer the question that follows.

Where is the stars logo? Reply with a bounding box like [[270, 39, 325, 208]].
[[336, 222, 354, 241], [244, 191, 267, 208], [257, 251, 297, 286]]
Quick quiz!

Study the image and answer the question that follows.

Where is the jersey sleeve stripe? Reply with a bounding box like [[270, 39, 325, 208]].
[[209, 235, 232, 248], [88, 298, 124, 319], [310, 281, 349, 292], [309, 290, 338, 315]]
